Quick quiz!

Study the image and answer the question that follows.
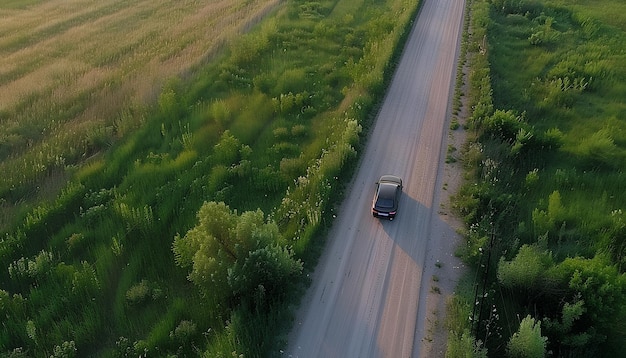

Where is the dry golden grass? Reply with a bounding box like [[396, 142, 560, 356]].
[[0, 0, 280, 205]]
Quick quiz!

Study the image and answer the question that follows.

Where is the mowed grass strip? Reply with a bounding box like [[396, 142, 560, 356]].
[[0, 0, 279, 214]]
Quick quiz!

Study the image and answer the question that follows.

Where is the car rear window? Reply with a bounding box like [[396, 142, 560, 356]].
[[376, 198, 395, 208]]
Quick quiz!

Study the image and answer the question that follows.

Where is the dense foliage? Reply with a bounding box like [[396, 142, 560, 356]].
[[172, 201, 303, 310], [0, 0, 419, 356], [450, 0, 626, 356]]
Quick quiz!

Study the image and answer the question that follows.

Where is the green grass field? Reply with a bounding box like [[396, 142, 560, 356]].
[[449, 0, 626, 356], [0, 0, 280, 228], [0, 0, 420, 356]]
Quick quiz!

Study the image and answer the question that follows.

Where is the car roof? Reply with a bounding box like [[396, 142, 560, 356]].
[[378, 183, 398, 199]]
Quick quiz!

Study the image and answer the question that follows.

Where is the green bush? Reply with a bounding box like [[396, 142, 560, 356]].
[[173, 201, 302, 308], [208, 100, 232, 127], [125, 280, 152, 306], [446, 329, 488, 358], [497, 244, 556, 293], [577, 128, 621, 169], [507, 315, 547, 358], [228, 244, 303, 308], [50, 340, 77, 358]]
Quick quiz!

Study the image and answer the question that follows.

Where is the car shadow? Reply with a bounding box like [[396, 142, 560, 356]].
[[376, 190, 465, 352], [377, 192, 454, 266]]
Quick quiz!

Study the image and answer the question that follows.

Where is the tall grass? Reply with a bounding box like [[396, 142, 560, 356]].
[[0, 0, 281, 227], [0, 0, 422, 356], [450, 0, 626, 355]]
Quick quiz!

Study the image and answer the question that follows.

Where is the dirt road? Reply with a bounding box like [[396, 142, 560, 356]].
[[285, 0, 467, 356]]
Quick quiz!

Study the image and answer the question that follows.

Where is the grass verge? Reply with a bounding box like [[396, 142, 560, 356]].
[[448, 0, 626, 356]]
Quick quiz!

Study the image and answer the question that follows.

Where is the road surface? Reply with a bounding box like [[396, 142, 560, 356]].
[[285, 0, 467, 356]]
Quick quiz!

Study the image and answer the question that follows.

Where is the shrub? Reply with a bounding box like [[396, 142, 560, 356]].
[[169, 320, 197, 346], [229, 20, 275, 67], [212, 131, 241, 166], [483, 109, 524, 143], [50, 340, 77, 358], [279, 157, 306, 178], [446, 329, 488, 358], [524, 168, 540, 188], [208, 100, 232, 127], [71, 261, 101, 299], [497, 245, 555, 292], [291, 124, 308, 137], [228, 244, 303, 308], [532, 190, 565, 235], [276, 69, 308, 95], [507, 315, 547, 358], [125, 280, 152, 306], [577, 128, 621, 169], [272, 127, 289, 139]]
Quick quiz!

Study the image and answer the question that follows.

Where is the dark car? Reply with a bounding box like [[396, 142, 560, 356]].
[[372, 175, 403, 220]]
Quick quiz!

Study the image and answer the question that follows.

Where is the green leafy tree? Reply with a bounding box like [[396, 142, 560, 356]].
[[544, 255, 626, 354], [543, 297, 589, 351], [228, 244, 302, 308], [172, 201, 302, 307], [172, 201, 238, 300]]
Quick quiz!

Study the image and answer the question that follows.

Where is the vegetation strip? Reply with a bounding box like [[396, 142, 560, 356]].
[[447, 0, 626, 356]]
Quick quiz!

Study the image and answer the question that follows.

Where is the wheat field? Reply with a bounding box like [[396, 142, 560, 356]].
[[0, 0, 279, 211]]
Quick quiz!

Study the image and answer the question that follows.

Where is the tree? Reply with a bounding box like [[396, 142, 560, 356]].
[[172, 201, 302, 307], [228, 244, 302, 308], [173, 202, 244, 298], [507, 315, 547, 358], [556, 255, 626, 344], [538, 254, 626, 355], [543, 297, 589, 351]]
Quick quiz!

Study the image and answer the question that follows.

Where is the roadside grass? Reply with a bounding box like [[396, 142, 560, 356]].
[[488, 0, 626, 243], [0, 0, 421, 356], [448, 0, 626, 356]]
